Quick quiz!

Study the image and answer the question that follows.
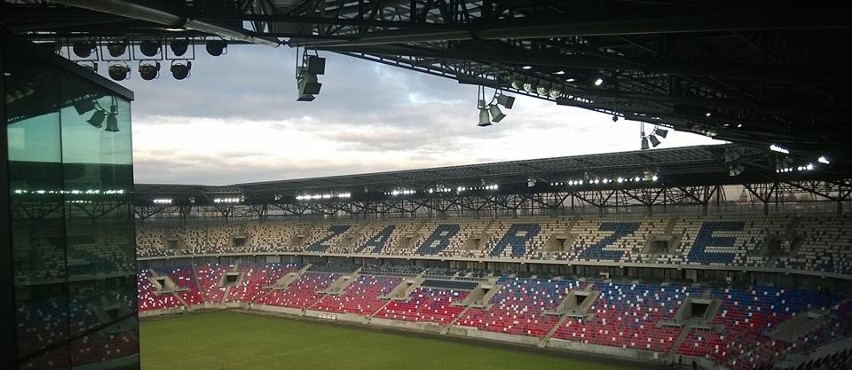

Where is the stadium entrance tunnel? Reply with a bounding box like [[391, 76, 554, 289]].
[[672, 297, 720, 325], [546, 286, 599, 318]]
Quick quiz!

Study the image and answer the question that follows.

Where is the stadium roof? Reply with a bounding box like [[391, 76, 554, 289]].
[[3, 1, 851, 170], [134, 144, 841, 206]]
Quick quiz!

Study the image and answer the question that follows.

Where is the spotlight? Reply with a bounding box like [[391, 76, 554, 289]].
[[548, 88, 561, 99], [649, 135, 661, 147], [170, 61, 191, 80], [536, 86, 548, 95], [641, 137, 650, 150], [522, 82, 534, 93], [488, 105, 505, 123], [76, 61, 97, 72], [818, 156, 830, 165], [206, 39, 227, 56], [105, 114, 119, 132], [495, 94, 515, 109], [108, 64, 130, 81], [138, 61, 160, 80], [87, 110, 105, 128], [654, 128, 668, 138], [72, 41, 95, 58], [107, 40, 128, 57], [728, 164, 743, 177], [478, 108, 491, 127], [510, 79, 523, 90], [74, 100, 96, 115], [139, 40, 160, 57], [594, 78, 604, 86], [170, 39, 189, 57]]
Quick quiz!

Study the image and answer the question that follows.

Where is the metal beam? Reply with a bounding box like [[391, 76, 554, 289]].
[[288, 12, 852, 47], [50, 0, 280, 46]]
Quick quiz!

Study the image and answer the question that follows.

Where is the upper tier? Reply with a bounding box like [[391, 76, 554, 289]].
[[135, 213, 852, 276]]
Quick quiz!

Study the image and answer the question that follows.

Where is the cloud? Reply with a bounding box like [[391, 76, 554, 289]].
[[120, 46, 724, 185]]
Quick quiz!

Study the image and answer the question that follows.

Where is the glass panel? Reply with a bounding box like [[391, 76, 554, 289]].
[[6, 43, 70, 369], [59, 76, 137, 370], [4, 34, 138, 370]]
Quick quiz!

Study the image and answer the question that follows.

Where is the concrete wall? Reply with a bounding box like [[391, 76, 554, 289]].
[[448, 326, 540, 346], [368, 317, 444, 334], [304, 310, 369, 324], [546, 338, 664, 362], [253, 304, 303, 316]]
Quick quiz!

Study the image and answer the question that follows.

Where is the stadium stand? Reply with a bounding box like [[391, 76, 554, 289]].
[[313, 275, 403, 315], [226, 263, 302, 303], [257, 272, 340, 309], [457, 277, 574, 337], [135, 211, 852, 369], [778, 214, 852, 275], [132, 215, 849, 276], [375, 287, 469, 324]]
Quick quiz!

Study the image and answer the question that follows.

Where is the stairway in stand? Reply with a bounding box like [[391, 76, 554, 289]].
[[538, 314, 571, 348]]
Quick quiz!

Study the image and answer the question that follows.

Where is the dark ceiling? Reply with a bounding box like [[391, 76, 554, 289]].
[[3, 0, 850, 177]]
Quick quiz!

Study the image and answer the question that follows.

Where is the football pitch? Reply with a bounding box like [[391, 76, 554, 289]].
[[140, 311, 634, 370]]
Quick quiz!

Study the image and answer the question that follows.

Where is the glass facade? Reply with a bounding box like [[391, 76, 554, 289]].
[[2, 29, 139, 369]]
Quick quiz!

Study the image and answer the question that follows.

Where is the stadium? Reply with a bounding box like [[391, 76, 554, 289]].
[[2, 1, 852, 370]]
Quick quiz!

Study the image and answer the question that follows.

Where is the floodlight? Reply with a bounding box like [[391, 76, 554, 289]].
[[769, 144, 790, 154], [87, 110, 105, 128], [108, 64, 130, 81], [478, 108, 492, 127], [138, 61, 160, 80], [641, 136, 650, 150], [536, 86, 548, 95], [72, 41, 95, 58], [298, 73, 322, 95], [306, 56, 326, 75], [297, 93, 316, 101], [170, 39, 189, 57], [649, 135, 661, 147], [107, 40, 128, 57], [818, 156, 830, 164], [654, 128, 668, 138], [170, 61, 191, 80], [105, 114, 119, 132], [139, 41, 160, 57], [594, 78, 604, 86], [206, 39, 227, 56], [522, 82, 534, 93], [74, 100, 96, 115], [488, 105, 506, 123], [495, 94, 515, 109]]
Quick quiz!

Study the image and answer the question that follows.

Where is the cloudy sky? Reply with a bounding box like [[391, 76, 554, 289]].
[[121, 46, 722, 185]]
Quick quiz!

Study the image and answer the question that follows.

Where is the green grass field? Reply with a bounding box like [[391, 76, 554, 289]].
[[140, 311, 632, 370]]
